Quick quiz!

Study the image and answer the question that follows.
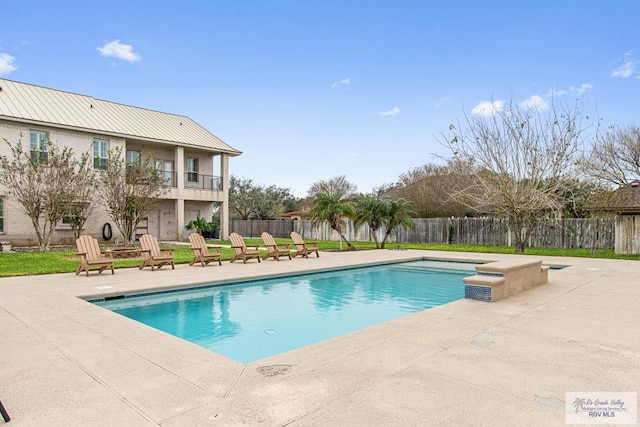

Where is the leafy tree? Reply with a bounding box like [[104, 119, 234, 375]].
[[251, 185, 297, 219], [0, 137, 94, 250], [229, 175, 299, 219], [380, 198, 416, 248], [96, 146, 167, 245], [444, 99, 593, 253], [354, 195, 387, 248], [307, 175, 357, 198], [309, 190, 356, 250], [229, 175, 256, 219]]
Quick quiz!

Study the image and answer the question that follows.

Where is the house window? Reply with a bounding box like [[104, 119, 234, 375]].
[[29, 130, 48, 163], [93, 139, 109, 170], [126, 150, 141, 165], [187, 158, 199, 182], [0, 197, 3, 233]]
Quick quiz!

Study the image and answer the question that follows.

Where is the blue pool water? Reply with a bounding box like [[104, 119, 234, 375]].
[[92, 260, 473, 363]]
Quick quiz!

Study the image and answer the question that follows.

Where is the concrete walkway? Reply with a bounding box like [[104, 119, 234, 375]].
[[0, 250, 638, 426]]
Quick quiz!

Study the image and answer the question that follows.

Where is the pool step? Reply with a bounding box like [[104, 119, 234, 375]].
[[463, 260, 548, 302]]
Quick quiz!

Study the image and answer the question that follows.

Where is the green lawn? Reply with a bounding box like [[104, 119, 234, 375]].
[[0, 239, 637, 277]]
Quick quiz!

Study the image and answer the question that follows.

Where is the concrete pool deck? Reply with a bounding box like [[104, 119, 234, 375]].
[[0, 249, 638, 426]]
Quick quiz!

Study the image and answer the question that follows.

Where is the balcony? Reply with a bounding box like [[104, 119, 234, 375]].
[[184, 173, 223, 190]]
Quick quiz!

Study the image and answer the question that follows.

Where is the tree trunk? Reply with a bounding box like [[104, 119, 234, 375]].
[[381, 227, 394, 249], [371, 226, 380, 249], [511, 218, 526, 254], [338, 232, 356, 250], [30, 217, 46, 251]]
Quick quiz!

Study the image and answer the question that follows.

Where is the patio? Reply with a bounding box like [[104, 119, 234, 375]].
[[0, 250, 638, 426]]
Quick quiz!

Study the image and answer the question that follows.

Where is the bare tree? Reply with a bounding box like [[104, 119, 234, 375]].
[[444, 100, 594, 253], [579, 124, 640, 255], [96, 146, 167, 245], [307, 175, 357, 198], [581, 124, 640, 186], [389, 160, 476, 217], [65, 201, 95, 241], [0, 137, 95, 250]]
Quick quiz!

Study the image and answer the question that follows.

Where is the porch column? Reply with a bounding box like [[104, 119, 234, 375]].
[[220, 153, 230, 240], [175, 146, 185, 241]]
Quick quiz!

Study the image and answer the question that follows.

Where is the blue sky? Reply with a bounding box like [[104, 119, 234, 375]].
[[1, 1, 639, 197]]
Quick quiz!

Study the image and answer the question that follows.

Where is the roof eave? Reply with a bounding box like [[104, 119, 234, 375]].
[[0, 115, 242, 156]]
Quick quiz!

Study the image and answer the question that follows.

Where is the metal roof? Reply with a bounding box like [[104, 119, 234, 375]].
[[0, 78, 241, 156]]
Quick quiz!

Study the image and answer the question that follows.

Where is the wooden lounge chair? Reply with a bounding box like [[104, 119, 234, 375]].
[[261, 232, 292, 261], [290, 231, 319, 258], [139, 234, 175, 271], [229, 232, 261, 263], [75, 235, 114, 276], [189, 233, 222, 267]]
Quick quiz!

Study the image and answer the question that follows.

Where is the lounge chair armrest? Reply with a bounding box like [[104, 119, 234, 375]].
[[160, 248, 175, 254], [140, 249, 152, 254], [276, 244, 291, 249], [231, 245, 244, 249]]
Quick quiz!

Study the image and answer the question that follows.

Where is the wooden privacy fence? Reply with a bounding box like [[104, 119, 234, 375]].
[[230, 219, 295, 238], [293, 217, 615, 249]]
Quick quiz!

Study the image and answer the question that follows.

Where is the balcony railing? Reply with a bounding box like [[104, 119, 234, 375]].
[[184, 173, 223, 190], [153, 172, 222, 190], [158, 171, 177, 187]]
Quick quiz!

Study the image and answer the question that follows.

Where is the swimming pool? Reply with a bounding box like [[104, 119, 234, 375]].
[[92, 260, 474, 363]]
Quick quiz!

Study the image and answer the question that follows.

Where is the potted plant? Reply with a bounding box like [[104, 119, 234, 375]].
[[186, 216, 213, 236], [186, 217, 220, 238], [207, 220, 220, 239]]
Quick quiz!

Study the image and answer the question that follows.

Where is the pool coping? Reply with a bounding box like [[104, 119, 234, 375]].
[[1, 249, 638, 425], [80, 256, 480, 302]]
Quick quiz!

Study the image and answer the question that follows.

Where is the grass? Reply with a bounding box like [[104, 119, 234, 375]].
[[0, 239, 637, 277]]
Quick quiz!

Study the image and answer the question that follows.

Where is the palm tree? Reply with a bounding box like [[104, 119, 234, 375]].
[[309, 190, 356, 251], [355, 195, 386, 248], [381, 198, 416, 249]]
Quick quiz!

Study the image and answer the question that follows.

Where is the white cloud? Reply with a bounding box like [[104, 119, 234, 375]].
[[435, 97, 449, 108], [0, 53, 18, 76], [611, 51, 635, 78], [569, 83, 593, 95], [518, 95, 549, 111], [331, 78, 351, 88], [471, 100, 503, 116], [378, 107, 400, 116], [97, 40, 141, 63], [544, 88, 567, 97]]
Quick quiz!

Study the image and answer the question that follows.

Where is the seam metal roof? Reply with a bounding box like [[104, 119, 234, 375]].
[[0, 78, 241, 156]]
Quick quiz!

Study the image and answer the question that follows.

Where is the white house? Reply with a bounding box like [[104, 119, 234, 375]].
[[0, 78, 241, 246]]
